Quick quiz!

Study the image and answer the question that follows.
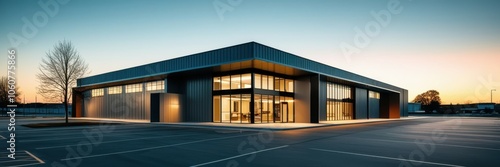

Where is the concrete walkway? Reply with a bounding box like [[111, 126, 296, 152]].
[[70, 117, 425, 131], [151, 117, 425, 131]]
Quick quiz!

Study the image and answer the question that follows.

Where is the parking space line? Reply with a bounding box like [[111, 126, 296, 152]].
[[190, 145, 289, 167], [61, 133, 259, 161], [36, 134, 198, 150], [310, 148, 464, 167], [25, 151, 45, 164], [384, 132, 500, 143], [388, 132, 500, 139], [347, 137, 500, 151], [0, 135, 5, 139]]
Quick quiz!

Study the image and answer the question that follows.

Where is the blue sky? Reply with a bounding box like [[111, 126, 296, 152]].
[[1, 0, 499, 103]]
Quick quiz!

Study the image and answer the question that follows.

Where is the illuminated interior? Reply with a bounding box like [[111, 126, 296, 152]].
[[212, 73, 295, 123], [326, 82, 353, 121]]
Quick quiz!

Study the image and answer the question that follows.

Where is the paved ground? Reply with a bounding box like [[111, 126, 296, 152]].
[[1, 117, 499, 167]]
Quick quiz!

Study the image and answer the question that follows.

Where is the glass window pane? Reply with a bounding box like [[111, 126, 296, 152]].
[[213, 96, 220, 122], [231, 75, 241, 89], [231, 94, 241, 123], [268, 76, 274, 90], [254, 74, 261, 89], [213, 77, 221, 90], [287, 97, 294, 122], [286, 79, 294, 92], [262, 75, 268, 89], [221, 95, 231, 122], [221, 76, 230, 90], [274, 77, 280, 91], [254, 94, 262, 123], [280, 78, 285, 92], [241, 73, 252, 89], [241, 94, 251, 123]]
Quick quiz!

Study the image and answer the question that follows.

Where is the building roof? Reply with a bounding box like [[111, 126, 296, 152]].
[[77, 42, 405, 92]]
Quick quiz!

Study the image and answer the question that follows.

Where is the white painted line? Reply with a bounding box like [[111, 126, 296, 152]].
[[355, 138, 500, 151], [190, 145, 289, 167], [0, 135, 6, 139], [385, 132, 500, 143], [36, 134, 197, 150], [310, 148, 464, 167], [389, 131, 500, 138], [25, 151, 45, 164], [61, 133, 258, 161]]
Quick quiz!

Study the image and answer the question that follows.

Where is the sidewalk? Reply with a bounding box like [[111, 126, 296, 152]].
[[151, 117, 425, 131]]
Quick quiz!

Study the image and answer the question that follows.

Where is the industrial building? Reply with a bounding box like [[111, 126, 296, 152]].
[[72, 42, 408, 123]]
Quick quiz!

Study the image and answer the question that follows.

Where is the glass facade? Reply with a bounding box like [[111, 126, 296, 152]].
[[213, 94, 251, 123], [326, 82, 353, 121], [253, 94, 294, 123], [369, 91, 380, 99], [126, 83, 143, 93], [108, 86, 122, 95], [213, 73, 294, 123], [254, 74, 293, 92], [92, 89, 104, 97], [146, 80, 165, 91], [213, 73, 252, 90]]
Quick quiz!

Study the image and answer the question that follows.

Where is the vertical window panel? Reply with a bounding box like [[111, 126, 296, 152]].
[[213, 77, 221, 90], [254, 74, 261, 89], [241, 73, 252, 88], [221, 76, 230, 90], [231, 75, 241, 89]]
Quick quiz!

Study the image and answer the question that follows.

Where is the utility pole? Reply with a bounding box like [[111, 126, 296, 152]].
[[492, 89, 496, 103]]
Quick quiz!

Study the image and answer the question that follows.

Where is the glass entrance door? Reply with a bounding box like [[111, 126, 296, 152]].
[[281, 102, 288, 123]]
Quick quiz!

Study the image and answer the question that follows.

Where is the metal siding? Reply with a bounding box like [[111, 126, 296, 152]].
[[310, 75, 320, 123], [319, 80, 327, 121], [253, 43, 402, 92], [369, 98, 380, 118], [355, 88, 368, 119], [401, 89, 408, 117], [184, 75, 212, 122], [83, 90, 149, 121], [78, 43, 253, 87]]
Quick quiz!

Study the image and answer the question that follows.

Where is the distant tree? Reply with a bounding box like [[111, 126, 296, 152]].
[[0, 76, 21, 107], [37, 40, 89, 123], [412, 90, 442, 113]]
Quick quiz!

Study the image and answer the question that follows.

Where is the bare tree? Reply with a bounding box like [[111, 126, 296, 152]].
[[37, 40, 89, 123], [0, 76, 21, 107]]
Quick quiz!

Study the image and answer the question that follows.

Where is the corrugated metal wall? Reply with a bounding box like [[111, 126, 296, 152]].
[[355, 88, 368, 119], [401, 89, 408, 117], [183, 75, 213, 122], [319, 79, 327, 121], [253, 43, 402, 92], [78, 43, 254, 87], [369, 98, 380, 118], [82, 85, 164, 120]]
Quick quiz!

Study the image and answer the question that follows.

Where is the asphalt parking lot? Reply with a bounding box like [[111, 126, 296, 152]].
[[1, 117, 499, 167]]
